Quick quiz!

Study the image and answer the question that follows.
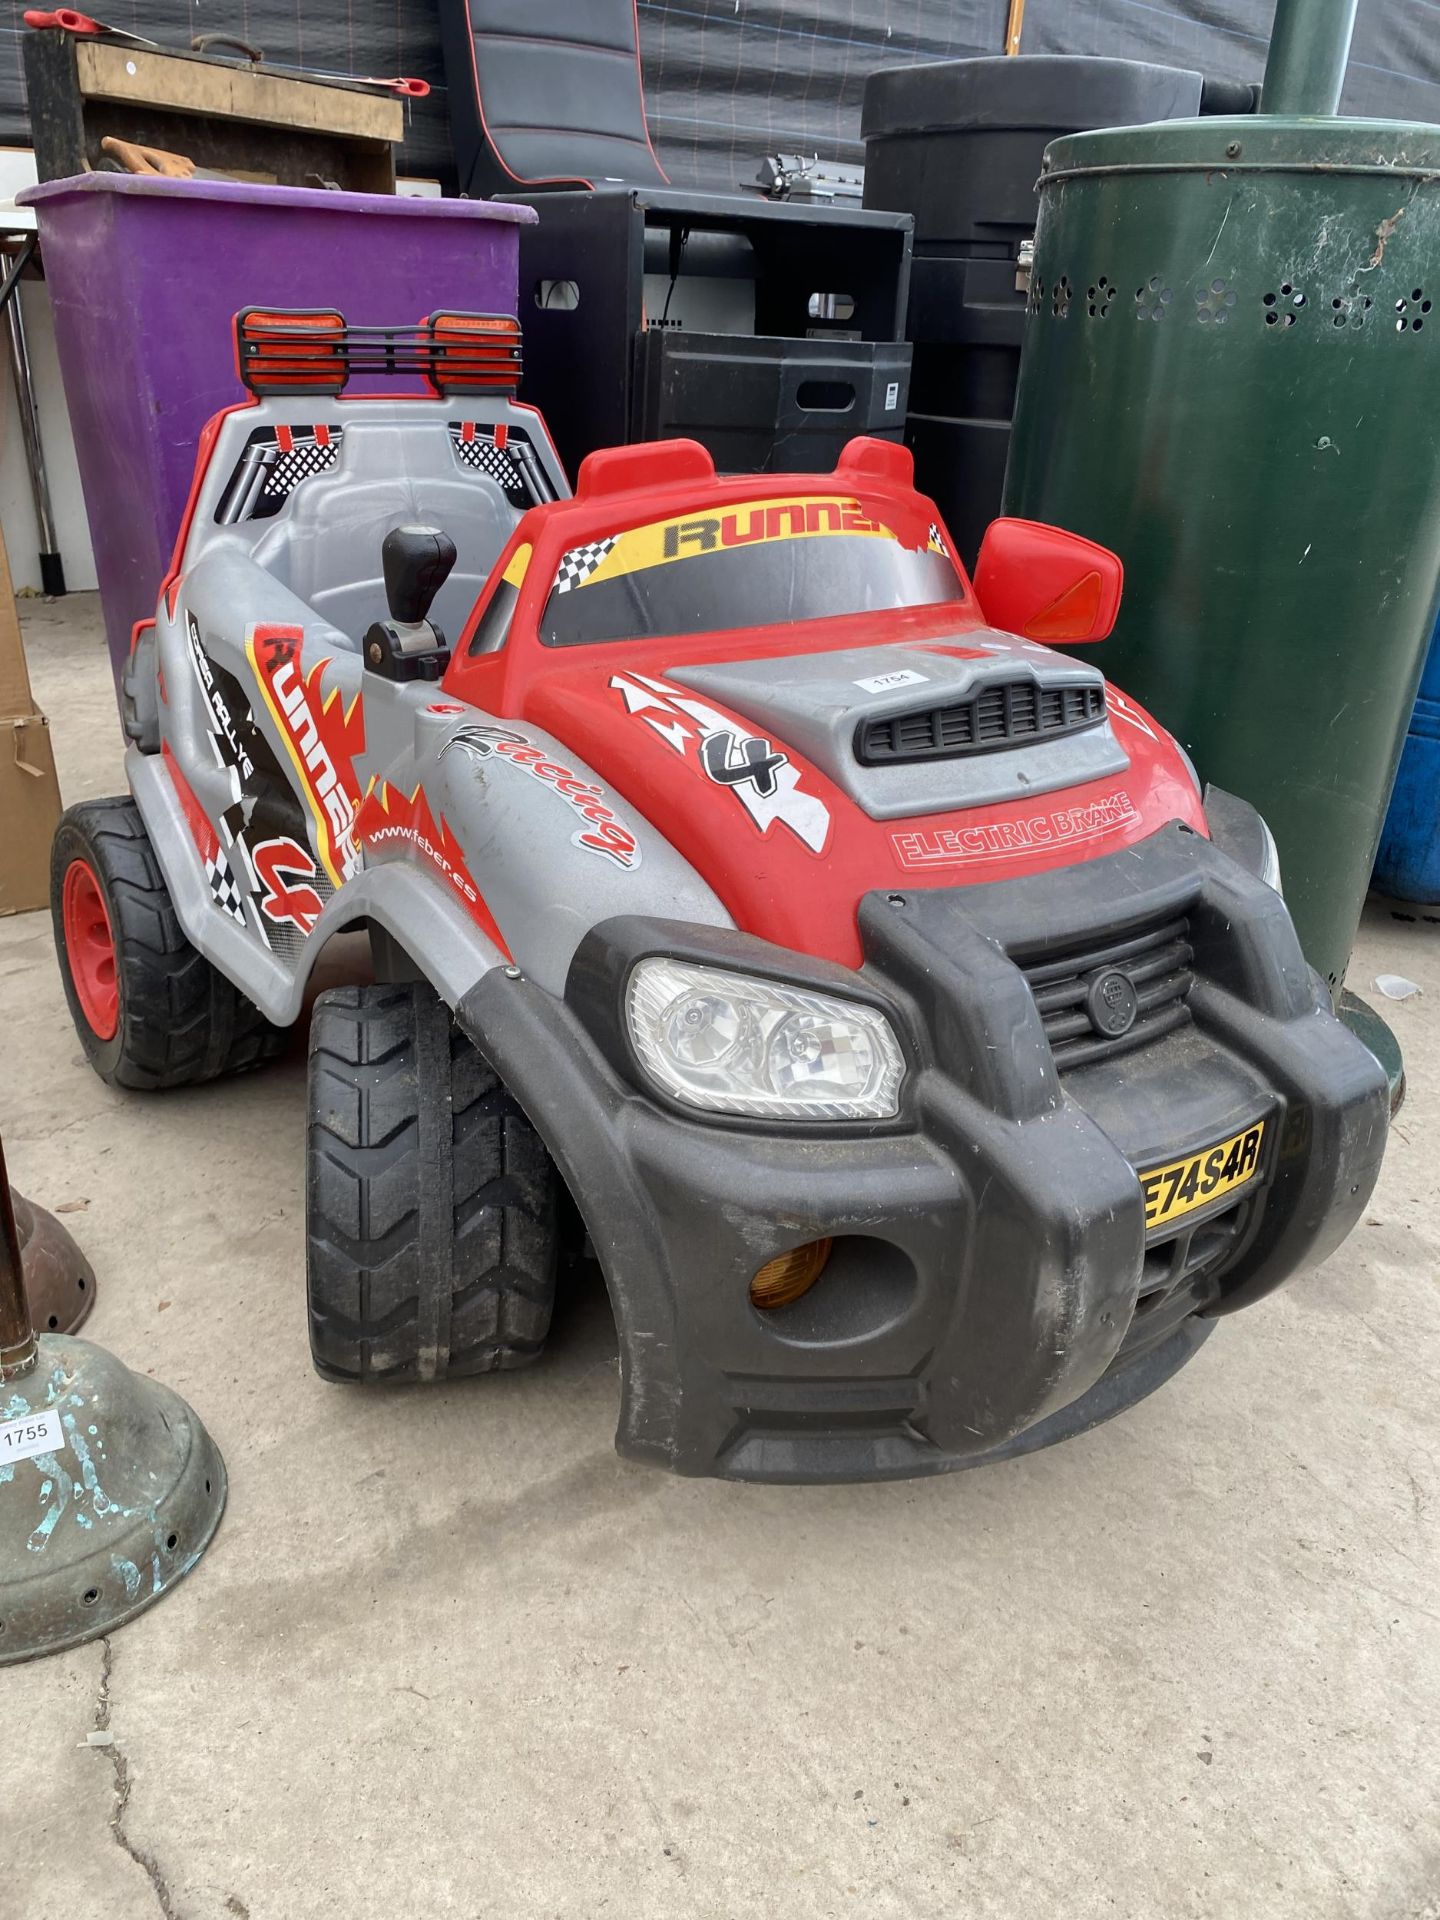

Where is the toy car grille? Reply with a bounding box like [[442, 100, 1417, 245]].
[[856, 679, 1105, 764], [1020, 913, 1195, 1071]]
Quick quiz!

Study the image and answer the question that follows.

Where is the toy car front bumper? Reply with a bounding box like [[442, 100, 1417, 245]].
[[456, 822, 1388, 1483]]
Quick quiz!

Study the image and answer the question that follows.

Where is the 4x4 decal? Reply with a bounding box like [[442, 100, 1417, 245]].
[[609, 673, 831, 854], [697, 731, 789, 799]]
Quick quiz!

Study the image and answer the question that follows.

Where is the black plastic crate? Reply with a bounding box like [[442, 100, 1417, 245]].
[[632, 330, 910, 474], [516, 186, 912, 478]]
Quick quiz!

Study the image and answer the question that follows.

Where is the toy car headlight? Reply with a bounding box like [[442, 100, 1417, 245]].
[[625, 957, 905, 1121]]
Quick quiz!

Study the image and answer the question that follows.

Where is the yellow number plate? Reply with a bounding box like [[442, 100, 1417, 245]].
[[1139, 1120, 1267, 1233]]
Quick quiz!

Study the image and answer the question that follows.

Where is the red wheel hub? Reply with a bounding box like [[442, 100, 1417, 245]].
[[62, 858, 118, 1041]]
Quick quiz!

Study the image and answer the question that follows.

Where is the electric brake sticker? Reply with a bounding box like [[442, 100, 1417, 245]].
[[609, 674, 831, 855], [891, 790, 1141, 869], [553, 497, 897, 597], [442, 725, 642, 870], [246, 627, 366, 886]]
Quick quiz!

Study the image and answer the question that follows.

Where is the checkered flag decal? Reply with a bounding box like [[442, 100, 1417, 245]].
[[263, 433, 341, 500], [450, 428, 522, 491], [206, 850, 247, 924], [928, 523, 949, 557], [554, 537, 618, 594]]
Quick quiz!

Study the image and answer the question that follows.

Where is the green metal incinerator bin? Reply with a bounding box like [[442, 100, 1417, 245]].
[[1003, 10, 1440, 998]]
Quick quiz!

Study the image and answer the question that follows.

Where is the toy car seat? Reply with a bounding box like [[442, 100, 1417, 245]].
[[248, 419, 516, 645]]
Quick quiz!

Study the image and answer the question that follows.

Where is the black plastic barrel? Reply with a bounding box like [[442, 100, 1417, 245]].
[[861, 56, 1245, 564]]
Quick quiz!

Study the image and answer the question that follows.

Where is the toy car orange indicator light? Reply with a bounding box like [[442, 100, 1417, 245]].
[[1023, 568, 1105, 640], [425, 311, 523, 395], [750, 1238, 832, 1310], [235, 308, 348, 395]]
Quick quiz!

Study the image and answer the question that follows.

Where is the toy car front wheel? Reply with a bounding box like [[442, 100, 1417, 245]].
[[306, 982, 561, 1383], [51, 798, 288, 1090]]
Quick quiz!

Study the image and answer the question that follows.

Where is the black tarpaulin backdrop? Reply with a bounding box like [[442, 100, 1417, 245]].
[[2, 1, 1437, 186]]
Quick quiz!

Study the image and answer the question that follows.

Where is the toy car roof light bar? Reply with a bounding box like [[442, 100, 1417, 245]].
[[233, 307, 524, 399]]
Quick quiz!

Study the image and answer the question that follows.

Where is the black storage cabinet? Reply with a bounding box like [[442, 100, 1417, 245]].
[[862, 57, 1243, 565], [513, 187, 914, 478]]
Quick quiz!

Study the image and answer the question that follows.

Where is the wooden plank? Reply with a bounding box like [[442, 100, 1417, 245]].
[[75, 42, 403, 144]]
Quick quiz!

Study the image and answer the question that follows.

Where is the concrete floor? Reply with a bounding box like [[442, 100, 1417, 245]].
[[4, 594, 1438, 1920]]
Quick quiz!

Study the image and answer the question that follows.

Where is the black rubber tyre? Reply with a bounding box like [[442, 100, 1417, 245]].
[[306, 982, 561, 1383], [51, 797, 288, 1091]]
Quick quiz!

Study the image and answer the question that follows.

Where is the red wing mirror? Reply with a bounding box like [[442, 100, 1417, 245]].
[[972, 517, 1123, 644]]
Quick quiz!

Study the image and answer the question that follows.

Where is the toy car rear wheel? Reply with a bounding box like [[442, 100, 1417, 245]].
[[306, 982, 560, 1383], [51, 798, 288, 1090]]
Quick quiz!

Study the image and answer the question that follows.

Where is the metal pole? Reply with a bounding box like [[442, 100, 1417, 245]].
[[1261, 0, 1359, 117], [2, 260, 66, 598], [0, 1135, 37, 1380]]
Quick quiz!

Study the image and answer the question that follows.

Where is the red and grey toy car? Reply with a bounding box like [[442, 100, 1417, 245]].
[[51, 308, 1388, 1481]]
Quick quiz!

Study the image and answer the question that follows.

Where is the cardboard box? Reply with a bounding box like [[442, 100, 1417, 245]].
[[0, 528, 62, 917]]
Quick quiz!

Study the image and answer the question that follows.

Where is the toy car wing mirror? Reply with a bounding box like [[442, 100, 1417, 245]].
[[972, 517, 1123, 644]]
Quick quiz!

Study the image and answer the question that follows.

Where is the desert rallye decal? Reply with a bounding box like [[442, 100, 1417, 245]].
[[442, 725, 642, 870], [890, 790, 1142, 869], [608, 673, 831, 855], [185, 613, 254, 781], [178, 617, 287, 930], [246, 627, 366, 887]]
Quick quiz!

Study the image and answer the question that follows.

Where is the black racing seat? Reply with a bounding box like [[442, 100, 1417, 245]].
[[439, 0, 670, 197]]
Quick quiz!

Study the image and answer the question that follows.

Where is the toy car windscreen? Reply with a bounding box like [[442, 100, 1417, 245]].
[[539, 495, 964, 649]]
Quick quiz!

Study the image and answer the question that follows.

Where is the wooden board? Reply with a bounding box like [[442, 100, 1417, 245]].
[[75, 42, 403, 143]]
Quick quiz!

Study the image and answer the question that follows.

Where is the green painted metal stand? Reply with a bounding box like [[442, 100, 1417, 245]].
[[0, 1137, 226, 1665]]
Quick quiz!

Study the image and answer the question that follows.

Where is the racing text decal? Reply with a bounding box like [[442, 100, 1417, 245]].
[[442, 725, 642, 870], [609, 673, 831, 855], [891, 790, 1141, 869]]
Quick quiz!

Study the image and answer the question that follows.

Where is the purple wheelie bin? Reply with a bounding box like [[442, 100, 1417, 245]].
[[18, 176, 537, 695]]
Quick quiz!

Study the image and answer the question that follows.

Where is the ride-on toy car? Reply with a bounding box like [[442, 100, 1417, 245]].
[[52, 307, 1389, 1482]]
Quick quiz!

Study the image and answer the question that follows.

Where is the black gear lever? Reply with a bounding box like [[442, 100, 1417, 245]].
[[365, 525, 459, 682], [383, 524, 457, 625]]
